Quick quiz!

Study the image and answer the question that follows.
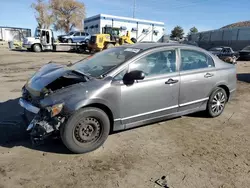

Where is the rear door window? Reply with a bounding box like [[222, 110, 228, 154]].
[[180, 49, 214, 71], [74, 32, 80, 36]]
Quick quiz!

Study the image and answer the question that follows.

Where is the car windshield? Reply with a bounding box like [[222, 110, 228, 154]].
[[72, 47, 141, 78], [242, 46, 250, 51], [34, 29, 41, 37]]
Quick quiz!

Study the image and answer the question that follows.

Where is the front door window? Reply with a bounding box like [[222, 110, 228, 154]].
[[129, 50, 177, 78]]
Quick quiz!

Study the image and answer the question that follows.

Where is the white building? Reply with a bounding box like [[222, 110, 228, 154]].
[[83, 14, 165, 42], [0, 26, 31, 41]]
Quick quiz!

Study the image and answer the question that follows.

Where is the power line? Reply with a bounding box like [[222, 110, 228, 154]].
[[136, 0, 212, 12]]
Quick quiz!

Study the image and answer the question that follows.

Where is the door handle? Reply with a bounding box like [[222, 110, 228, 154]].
[[204, 73, 214, 78], [165, 78, 179, 84]]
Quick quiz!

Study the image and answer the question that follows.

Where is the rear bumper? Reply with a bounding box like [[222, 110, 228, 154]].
[[19, 98, 40, 114], [229, 89, 236, 101]]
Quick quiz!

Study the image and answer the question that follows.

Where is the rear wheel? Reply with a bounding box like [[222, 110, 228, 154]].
[[85, 39, 89, 44], [32, 44, 41, 52], [61, 107, 110, 154], [131, 38, 137, 43], [207, 87, 228, 117], [105, 43, 115, 49]]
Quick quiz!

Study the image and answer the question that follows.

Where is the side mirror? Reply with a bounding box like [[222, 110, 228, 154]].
[[123, 70, 145, 85]]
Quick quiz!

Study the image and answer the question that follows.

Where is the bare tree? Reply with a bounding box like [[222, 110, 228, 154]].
[[50, 0, 86, 33], [31, 0, 54, 29]]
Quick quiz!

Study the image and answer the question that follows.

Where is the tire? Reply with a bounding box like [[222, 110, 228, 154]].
[[32, 44, 41, 52], [206, 87, 228, 117], [131, 38, 137, 43], [85, 39, 89, 44], [67, 39, 73, 43], [61, 107, 110, 154], [105, 43, 115, 49]]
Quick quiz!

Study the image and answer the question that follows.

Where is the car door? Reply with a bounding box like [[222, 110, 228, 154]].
[[116, 49, 180, 128], [79, 32, 86, 42], [73, 32, 81, 42], [179, 48, 217, 111]]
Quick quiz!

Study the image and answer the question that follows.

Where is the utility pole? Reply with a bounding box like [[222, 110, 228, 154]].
[[133, 0, 136, 18]]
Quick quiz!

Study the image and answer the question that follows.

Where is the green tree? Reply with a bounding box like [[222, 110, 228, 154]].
[[170, 26, 184, 39], [189, 27, 198, 35]]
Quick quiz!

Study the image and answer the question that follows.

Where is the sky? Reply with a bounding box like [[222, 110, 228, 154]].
[[0, 0, 249, 36]]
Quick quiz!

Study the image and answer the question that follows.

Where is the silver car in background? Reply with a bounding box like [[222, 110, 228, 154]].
[[19, 43, 237, 154], [61, 31, 91, 43]]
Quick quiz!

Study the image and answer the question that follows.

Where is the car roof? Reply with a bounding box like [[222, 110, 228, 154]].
[[124, 42, 198, 50], [210, 46, 231, 49]]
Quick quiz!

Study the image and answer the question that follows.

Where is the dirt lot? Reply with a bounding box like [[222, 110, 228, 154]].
[[0, 46, 250, 188]]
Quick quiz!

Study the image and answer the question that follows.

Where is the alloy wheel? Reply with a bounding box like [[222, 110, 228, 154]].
[[211, 91, 226, 114]]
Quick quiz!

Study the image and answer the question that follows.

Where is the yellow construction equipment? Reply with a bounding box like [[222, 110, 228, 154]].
[[88, 29, 136, 52]]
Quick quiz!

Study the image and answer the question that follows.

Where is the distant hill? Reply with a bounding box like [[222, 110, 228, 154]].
[[221, 21, 250, 29]]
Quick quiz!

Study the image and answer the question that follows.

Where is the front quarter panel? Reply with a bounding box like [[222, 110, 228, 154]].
[[40, 78, 121, 121]]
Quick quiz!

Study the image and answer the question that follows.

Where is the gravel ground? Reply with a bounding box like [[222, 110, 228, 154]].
[[0, 47, 250, 188]]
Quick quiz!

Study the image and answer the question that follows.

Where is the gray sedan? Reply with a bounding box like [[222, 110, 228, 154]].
[[19, 43, 237, 154]]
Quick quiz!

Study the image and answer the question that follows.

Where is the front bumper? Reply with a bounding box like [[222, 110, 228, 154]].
[[19, 98, 40, 114], [23, 44, 32, 49]]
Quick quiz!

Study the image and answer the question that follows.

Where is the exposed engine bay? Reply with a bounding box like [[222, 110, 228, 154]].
[[21, 65, 90, 145], [43, 71, 89, 95]]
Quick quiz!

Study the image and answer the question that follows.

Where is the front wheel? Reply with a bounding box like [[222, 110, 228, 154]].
[[206, 87, 228, 117], [67, 39, 73, 43], [32, 44, 41, 52], [61, 107, 110, 154]]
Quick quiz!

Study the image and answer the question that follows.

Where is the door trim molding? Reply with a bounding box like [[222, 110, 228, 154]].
[[179, 97, 209, 107], [114, 97, 209, 122], [115, 105, 178, 121]]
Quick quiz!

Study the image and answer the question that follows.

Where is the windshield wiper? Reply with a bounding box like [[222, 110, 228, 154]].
[[72, 70, 91, 80]]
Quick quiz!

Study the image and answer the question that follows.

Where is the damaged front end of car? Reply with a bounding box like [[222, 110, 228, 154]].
[[29, 103, 66, 145], [19, 62, 90, 145], [19, 97, 67, 145]]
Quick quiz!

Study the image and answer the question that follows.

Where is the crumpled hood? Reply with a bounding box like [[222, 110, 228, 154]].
[[25, 62, 71, 94]]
